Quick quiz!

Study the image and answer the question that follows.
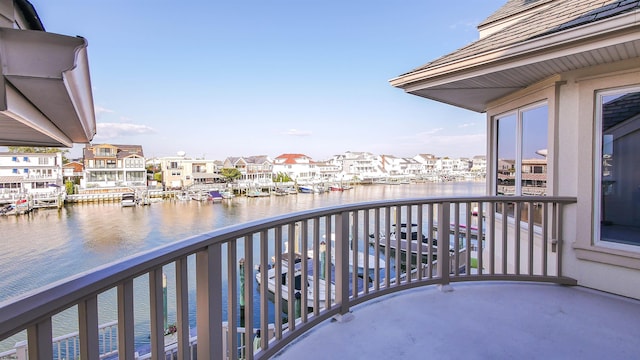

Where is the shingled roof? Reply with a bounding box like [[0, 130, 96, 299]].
[[391, 0, 640, 112]]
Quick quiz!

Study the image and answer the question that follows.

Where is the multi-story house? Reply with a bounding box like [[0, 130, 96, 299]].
[[314, 161, 341, 182], [62, 161, 84, 184], [413, 154, 438, 174], [471, 155, 487, 173], [272, 154, 317, 182], [223, 156, 273, 184], [0, 152, 63, 195], [82, 144, 146, 190], [332, 151, 382, 182]]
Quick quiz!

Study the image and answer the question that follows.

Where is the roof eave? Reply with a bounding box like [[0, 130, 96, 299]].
[[390, 10, 640, 112]]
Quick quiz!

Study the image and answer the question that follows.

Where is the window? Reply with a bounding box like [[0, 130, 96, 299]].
[[12, 168, 18, 174], [595, 87, 640, 247], [23, 157, 29, 162], [495, 102, 548, 196], [12, 156, 18, 162], [39, 157, 49, 165]]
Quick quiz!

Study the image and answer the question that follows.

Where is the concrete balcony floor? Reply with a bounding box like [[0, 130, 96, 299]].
[[275, 282, 640, 359]]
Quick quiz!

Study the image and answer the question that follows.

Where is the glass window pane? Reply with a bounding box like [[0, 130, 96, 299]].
[[521, 105, 548, 195], [598, 90, 640, 246], [497, 113, 517, 195]]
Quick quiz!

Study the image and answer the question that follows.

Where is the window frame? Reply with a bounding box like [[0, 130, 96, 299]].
[[592, 84, 640, 250], [492, 100, 549, 196]]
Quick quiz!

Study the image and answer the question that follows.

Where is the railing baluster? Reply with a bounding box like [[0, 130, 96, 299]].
[[417, 205, 424, 280], [324, 216, 332, 308], [363, 209, 371, 293], [149, 267, 165, 358], [227, 239, 238, 360], [528, 203, 535, 276], [78, 295, 99, 360], [287, 223, 296, 329], [176, 257, 190, 360], [478, 202, 485, 276], [259, 229, 269, 353], [373, 208, 381, 290], [395, 205, 402, 285], [300, 220, 309, 321], [312, 218, 320, 315], [352, 211, 359, 297], [274, 226, 283, 339], [405, 205, 412, 283], [427, 204, 434, 279], [437, 202, 451, 285], [465, 202, 472, 276], [515, 202, 522, 275], [117, 279, 135, 359], [501, 202, 508, 275], [196, 244, 222, 359], [383, 207, 391, 287], [556, 203, 564, 278], [453, 202, 460, 277], [336, 211, 350, 316], [244, 235, 254, 360], [543, 202, 549, 276]]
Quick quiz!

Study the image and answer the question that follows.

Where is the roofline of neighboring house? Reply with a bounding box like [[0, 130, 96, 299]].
[[15, 0, 45, 31], [390, 10, 640, 91]]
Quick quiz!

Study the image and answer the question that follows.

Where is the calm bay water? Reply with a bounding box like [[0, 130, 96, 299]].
[[0, 181, 484, 352]]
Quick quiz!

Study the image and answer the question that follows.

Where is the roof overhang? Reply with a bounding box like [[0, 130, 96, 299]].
[[0, 28, 96, 147], [390, 10, 640, 113]]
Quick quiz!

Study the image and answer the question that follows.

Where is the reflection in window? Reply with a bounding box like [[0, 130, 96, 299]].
[[596, 88, 640, 246], [495, 103, 548, 196], [495, 103, 548, 225]]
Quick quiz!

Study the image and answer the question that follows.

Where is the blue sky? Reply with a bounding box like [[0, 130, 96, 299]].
[[29, 0, 505, 161]]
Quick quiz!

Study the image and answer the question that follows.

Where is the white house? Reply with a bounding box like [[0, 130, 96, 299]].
[[0, 151, 63, 195], [272, 154, 317, 182], [82, 144, 146, 190]]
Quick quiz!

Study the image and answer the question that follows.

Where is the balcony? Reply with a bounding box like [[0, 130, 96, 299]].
[[2, 196, 639, 359]]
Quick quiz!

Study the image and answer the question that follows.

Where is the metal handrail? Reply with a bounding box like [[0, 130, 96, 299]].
[[0, 195, 576, 359]]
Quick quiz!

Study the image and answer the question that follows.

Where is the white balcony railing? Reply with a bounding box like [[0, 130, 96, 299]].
[[0, 196, 576, 359]]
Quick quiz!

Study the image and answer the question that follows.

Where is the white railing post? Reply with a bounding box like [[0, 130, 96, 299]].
[[78, 295, 100, 360], [196, 244, 223, 359], [117, 279, 135, 359], [437, 202, 452, 291]]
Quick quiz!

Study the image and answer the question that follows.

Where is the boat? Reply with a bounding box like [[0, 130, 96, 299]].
[[369, 224, 437, 265], [246, 189, 270, 197], [176, 191, 190, 201], [298, 186, 314, 194], [190, 191, 209, 201], [273, 188, 288, 196], [255, 254, 336, 311], [121, 193, 137, 207], [207, 190, 223, 202], [329, 184, 344, 191], [219, 190, 235, 199]]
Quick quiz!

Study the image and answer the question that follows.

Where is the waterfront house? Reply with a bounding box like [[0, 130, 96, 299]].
[[330, 151, 384, 182], [223, 155, 273, 185], [272, 153, 318, 182], [0, 151, 63, 198], [390, 0, 640, 297], [62, 161, 84, 185], [158, 153, 222, 189], [82, 144, 147, 191], [470, 154, 487, 174]]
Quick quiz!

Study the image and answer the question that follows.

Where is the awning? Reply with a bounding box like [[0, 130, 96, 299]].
[[0, 28, 96, 147]]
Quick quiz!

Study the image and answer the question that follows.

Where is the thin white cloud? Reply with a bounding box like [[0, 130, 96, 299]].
[[284, 129, 312, 136], [458, 122, 475, 128], [94, 106, 114, 119], [94, 122, 156, 139]]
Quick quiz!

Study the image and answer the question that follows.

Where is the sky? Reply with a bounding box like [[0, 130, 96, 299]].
[[27, 0, 506, 161]]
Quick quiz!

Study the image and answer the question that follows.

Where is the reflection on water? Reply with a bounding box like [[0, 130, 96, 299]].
[[0, 182, 484, 351]]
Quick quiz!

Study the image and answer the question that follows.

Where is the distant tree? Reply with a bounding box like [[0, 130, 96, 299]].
[[154, 173, 162, 182], [65, 180, 75, 195], [273, 172, 292, 183], [7, 146, 70, 163], [220, 168, 242, 182]]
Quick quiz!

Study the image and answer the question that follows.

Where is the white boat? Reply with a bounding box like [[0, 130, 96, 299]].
[[255, 255, 336, 310], [369, 224, 436, 264], [121, 193, 137, 207]]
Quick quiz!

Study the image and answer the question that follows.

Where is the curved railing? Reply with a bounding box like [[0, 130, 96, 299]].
[[0, 196, 576, 359]]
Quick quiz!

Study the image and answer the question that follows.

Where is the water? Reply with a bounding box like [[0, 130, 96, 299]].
[[0, 182, 484, 352]]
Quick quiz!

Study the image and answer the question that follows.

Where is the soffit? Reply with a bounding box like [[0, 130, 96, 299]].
[[391, 0, 640, 112]]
